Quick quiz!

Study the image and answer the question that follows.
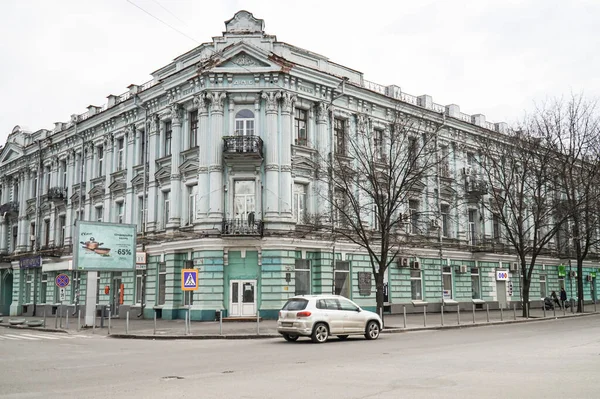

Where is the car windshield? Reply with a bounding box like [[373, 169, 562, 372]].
[[282, 298, 308, 311]]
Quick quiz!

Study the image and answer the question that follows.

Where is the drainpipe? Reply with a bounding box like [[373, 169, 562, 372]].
[[133, 95, 148, 318]]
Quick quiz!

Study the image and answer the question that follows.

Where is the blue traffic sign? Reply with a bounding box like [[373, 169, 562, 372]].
[[55, 274, 70, 288], [181, 269, 198, 291]]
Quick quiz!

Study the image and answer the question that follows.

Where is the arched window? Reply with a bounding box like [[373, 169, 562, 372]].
[[235, 109, 255, 136]]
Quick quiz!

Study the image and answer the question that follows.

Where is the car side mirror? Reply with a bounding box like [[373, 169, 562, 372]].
[[355, 308, 361, 312]]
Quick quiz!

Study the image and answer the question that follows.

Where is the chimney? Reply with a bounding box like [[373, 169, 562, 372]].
[[471, 114, 486, 127], [495, 122, 508, 134], [445, 104, 460, 118], [53, 122, 64, 132], [128, 84, 140, 95], [107, 95, 118, 107], [385, 85, 401, 99], [417, 95, 433, 109]]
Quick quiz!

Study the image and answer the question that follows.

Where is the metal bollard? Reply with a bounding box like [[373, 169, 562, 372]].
[[219, 309, 223, 335], [513, 303, 516, 320], [423, 306, 427, 327], [500, 306, 503, 322], [153, 310, 157, 335], [403, 306, 406, 329], [126, 311, 129, 335], [486, 304, 490, 322], [188, 310, 192, 334], [526, 303, 529, 319], [184, 312, 188, 335], [543, 304, 546, 318], [55, 308, 58, 329], [571, 299, 575, 314], [43, 307, 47, 328], [472, 304, 475, 324], [78, 310, 81, 331], [257, 311, 260, 335], [66, 310, 69, 330], [563, 303, 566, 316], [553, 305, 556, 318], [594, 301, 597, 313], [441, 305, 444, 326], [457, 306, 460, 325], [108, 310, 111, 335]]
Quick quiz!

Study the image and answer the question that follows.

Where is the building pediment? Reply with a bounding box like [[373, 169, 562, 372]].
[[224, 10, 265, 35], [205, 42, 289, 75], [0, 142, 24, 166], [109, 179, 126, 193], [179, 158, 199, 177], [88, 185, 105, 199], [155, 166, 171, 183]]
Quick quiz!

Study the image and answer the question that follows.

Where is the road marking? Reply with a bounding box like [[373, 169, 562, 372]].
[[4, 334, 40, 340], [21, 333, 61, 340], [0, 335, 19, 340]]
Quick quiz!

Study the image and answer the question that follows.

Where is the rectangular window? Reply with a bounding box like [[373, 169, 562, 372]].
[[293, 183, 307, 224], [158, 262, 167, 305], [70, 274, 80, 304], [540, 275, 547, 299], [11, 225, 17, 252], [188, 185, 198, 225], [29, 223, 36, 251], [32, 174, 38, 197], [96, 207, 103, 223], [40, 273, 48, 304], [294, 259, 311, 295], [164, 121, 172, 157], [441, 204, 449, 237], [294, 108, 307, 146], [468, 209, 477, 245], [163, 192, 170, 228], [334, 261, 350, 298], [408, 137, 418, 166], [43, 219, 50, 248], [135, 270, 144, 305], [117, 202, 124, 224], [58, 216, 66, 246], [138, 129, 146, 166], [440, 146, 450, 177], [189, 111, 198, 148], [117, 138, 125, 171], [410, 269, 423, 300], [334, 118, 346, 155], [233, 181, 256, 219], [467, 152, 476, 167], [334, 190, 346, 228], [471, 268, 481, 299], [137, 196, 147, 233], [409, 200, 419, 234], [374, 129, 384, 161], [61, 160, 67, 188], [45, 166, 51, 192], [97, 146, 104, 178], [493, 214, 501, 241], [24, 271, 33, 303], [442, 266, 453, 299]]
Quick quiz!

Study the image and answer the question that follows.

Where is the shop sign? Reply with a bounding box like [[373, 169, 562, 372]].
[[136, 252, 147, 270], [558, 265, 567, 277], [19, 256, 41, 269], [496, 270, 509, 281], [74, 221, 136, 271]]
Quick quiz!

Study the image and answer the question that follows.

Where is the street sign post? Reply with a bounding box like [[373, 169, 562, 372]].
[[55, 274, 70, 288], [59, 287, 67, 302], [182, 269, 199, 291]]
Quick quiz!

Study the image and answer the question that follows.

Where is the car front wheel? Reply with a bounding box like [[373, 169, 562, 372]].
[[364, 321, 380, 340], [311, 323, 329, 343], [282, 334, 299, 342]]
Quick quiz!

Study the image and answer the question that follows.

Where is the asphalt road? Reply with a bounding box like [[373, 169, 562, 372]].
[[1, 315, 599, 399]]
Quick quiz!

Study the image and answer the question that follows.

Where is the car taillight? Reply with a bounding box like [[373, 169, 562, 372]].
[[278, 311, 282, 319], [296, 311, 311, 318]]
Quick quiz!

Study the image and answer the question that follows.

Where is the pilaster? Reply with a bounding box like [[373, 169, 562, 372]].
[[207, 91, 226, 222], [194, 94, 211, 225], [262, 90, 280, 219], [167, 103, 183, 229], [280, 92, 295, 219], [103, 133, 114, 222], [125, 125, 136, 224], [147, 117, 159, 232]]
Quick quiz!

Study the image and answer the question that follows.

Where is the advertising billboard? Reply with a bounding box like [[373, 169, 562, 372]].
[[74, 221, 136, 271]]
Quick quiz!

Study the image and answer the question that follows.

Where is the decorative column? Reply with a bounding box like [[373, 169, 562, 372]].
[[103, 134, 114, 222], [17, 171, 29, 251], [84, 141, 94, 221], [0, 179, 7, 253], [167, 104, 183, 229], [194, 94, 210, 223], [315, 102, 330, 221], [280, 92, 295, 219], [262, 91, 280, 219], [146, 117, 159, 232], [49, 158, 58, 246], [207, 91, 227, 223], [125, 125, 136, 224], [65, 150, 75, 246]]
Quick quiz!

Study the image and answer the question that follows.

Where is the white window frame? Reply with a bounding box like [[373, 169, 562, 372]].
[[294, 259, 311, 295], [540, 275, 547, 299], [294, 108, 308, 146], [293, 183, 307, 224], [40, 273, 48, 304], [234, 109, 255, 136], [188, 185, 198, 226], [410, 269, 423, 300], [135, 270, 144, 305], [97, 146, 104, 178], [96, 206, 103, 223], [471, 267, 481, 299], [442, 266, 453, 299], [158, 262, 167, 305], [163, 191, 170, 229], [117, 138, 125, 171], [333, 261, 350, 298]]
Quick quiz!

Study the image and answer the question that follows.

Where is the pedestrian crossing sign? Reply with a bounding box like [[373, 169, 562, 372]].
[[182, 269, 199, 291]]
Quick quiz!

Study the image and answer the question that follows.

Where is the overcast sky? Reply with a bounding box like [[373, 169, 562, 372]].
[[1, 0, 598, 144]]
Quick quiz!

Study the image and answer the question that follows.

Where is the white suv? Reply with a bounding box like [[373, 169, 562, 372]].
[[277, 295, 382, 343]]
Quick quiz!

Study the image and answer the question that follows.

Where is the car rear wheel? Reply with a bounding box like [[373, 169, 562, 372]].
[[282, 334, 299, 342], [311, 323, 329, 343], [337, 335, 349, 341], [364, 321, 380, 340]]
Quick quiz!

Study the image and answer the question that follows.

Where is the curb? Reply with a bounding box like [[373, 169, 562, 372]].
[[108, 333, 280, 340], [0, 324, 68, 334]]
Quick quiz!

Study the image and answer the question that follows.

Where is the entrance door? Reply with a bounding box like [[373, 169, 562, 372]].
[[229, 280, 256, 317], [1, 271, 13, 315], [111, 274, 122, 316], [497, 280, 507, 309], [592, 278, 597, 303]]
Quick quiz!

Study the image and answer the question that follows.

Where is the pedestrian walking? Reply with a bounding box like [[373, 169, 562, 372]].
[[560, 287, 567, 309]]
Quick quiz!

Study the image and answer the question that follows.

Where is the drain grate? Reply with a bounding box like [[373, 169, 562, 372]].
[[162, 376, 185, 380], [222, 370, 234, 374]]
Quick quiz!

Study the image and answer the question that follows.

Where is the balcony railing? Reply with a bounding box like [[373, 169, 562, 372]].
[[222, 218, 263, 236], [0, 201, 19, 216], [223, 135, 263, 157], [45, 187, 68, 201]]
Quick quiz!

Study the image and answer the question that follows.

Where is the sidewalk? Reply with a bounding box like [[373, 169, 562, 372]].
[[1, 304, 596, 340]]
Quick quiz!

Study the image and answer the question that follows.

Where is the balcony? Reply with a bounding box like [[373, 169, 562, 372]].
[[0, 201, 19, 216], [44, 187, 68, 202], [222, 218, 263, 237], [223, 136, 263, 164]]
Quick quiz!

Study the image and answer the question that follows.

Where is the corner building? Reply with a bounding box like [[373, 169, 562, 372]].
[[0, 11, 598, 320]]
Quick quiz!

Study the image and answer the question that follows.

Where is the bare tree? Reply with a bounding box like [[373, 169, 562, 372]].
[[316, 109, 446, 318], [476, 125, 566, 316], [535, 95, 600, 312]]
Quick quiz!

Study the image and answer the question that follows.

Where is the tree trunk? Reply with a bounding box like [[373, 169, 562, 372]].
[[577, 260, 584, 313], [522, 277, 530, 318], [375, 271, 385, 325]]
